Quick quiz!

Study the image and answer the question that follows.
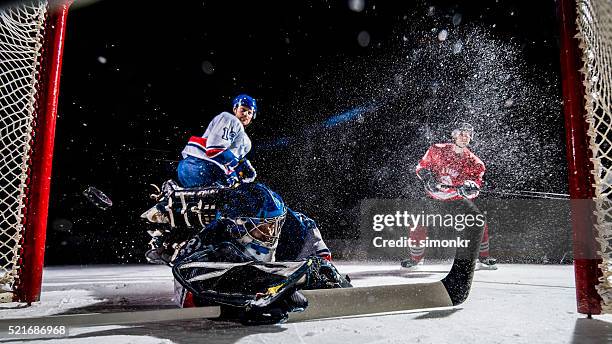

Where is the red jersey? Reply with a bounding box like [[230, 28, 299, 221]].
[[416, 143, 485, 200]]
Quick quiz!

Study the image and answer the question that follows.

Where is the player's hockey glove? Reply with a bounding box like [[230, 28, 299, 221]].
[[458, 180, 480, 198], [417, 168, 441, 193], [235, 159, 257, 183], [211, 149, 241, 174], [226, 171, 240, 188]]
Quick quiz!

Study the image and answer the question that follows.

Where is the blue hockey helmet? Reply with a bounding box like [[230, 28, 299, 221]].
[[232, 94, 257, 119], [221, 183, 286, 257]]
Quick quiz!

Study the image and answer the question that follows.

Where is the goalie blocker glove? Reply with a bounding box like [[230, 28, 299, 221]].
[[238, 290, 307, 325]]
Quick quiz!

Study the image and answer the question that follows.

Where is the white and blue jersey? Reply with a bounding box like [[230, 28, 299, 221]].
[[181, 112, 252, 173]]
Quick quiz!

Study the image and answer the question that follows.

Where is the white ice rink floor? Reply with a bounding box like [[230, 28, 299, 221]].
[[1, 263, 612, 343]]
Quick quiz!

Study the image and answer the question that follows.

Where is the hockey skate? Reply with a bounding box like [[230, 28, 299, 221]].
[[475, 256, 497, 271], [400, 258, 424, 270]]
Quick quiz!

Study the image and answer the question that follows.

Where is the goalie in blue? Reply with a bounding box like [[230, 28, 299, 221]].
[[141, 182, 348, 324]]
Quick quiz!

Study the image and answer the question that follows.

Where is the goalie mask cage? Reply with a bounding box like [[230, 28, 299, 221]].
[[560, 0, 612, 315], [0, 1, 70, 304]]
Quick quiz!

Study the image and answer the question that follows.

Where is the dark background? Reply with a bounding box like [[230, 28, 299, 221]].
[[45, 0, 568, 264]]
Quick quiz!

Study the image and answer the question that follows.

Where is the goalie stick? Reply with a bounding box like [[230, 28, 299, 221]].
[[290, 197, 486, 321]]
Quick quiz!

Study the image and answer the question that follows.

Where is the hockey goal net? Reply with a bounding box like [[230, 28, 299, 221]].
[[0, 0, 70, 304], [561, 0, 612, 315]]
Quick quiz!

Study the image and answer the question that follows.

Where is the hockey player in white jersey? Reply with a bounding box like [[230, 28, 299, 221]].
[[178, 94, 257, 188]]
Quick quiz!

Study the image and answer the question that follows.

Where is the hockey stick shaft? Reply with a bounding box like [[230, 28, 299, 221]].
[[290, 282, 453, 322], [438, 184, 569, 199]]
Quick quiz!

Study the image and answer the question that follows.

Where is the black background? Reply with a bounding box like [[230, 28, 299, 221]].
[[45, 0, 567, 264]]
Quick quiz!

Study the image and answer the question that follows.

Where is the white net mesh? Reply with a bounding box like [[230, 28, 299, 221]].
[[576, 0, 612, 313], [0, 2, 48, 290]]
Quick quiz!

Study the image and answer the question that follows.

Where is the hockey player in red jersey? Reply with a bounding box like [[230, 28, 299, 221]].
[[401, 123, 497, 270]]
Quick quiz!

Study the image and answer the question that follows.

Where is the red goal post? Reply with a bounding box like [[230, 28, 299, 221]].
[[559, 0, 612, 315], [0, 0, 71, 304]]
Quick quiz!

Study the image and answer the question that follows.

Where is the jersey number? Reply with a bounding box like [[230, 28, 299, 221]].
[[222, 127, 236, 141]]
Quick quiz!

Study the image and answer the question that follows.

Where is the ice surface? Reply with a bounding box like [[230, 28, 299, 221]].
[[1, 263, 611, 343]]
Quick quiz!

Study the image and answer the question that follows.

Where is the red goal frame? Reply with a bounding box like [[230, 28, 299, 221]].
[[11, 1, 72, 304], [558, 0, 604, 316]]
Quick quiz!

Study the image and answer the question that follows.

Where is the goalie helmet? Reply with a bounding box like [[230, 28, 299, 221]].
[[221, 183, 286, 261], [232, 94, 257, 119], [451, 122, 475, 139]]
